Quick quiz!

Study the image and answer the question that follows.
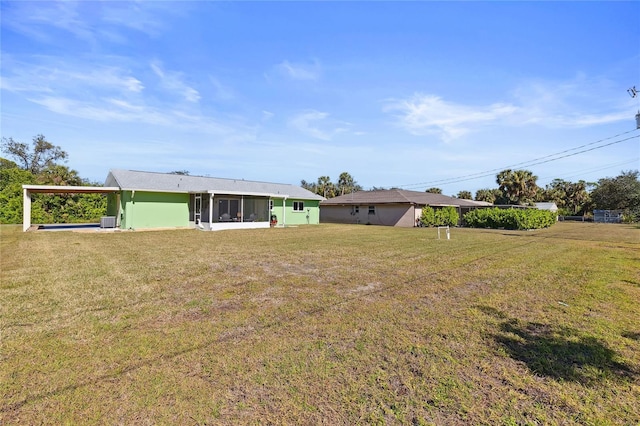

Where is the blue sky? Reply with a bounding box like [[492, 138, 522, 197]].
[[1, 1, 638, 196]]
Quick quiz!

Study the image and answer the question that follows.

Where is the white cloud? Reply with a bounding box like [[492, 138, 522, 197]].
[[511, 77, 633, 127], [386, 76, 633, 141], [262, 110, 275, 121], [1, 59, 143, 95], [30, 96, 170, 125], [290, 110, 332, 140], [11, 1, 95, 43], [385, 94, 517, 141], [288, 110, 354, 141], [209, 76, 235, 101], [277, 60, 320, 81], [150, 62, 200, 103], [2, 1, 171, 45], [29, 95, 255, 144], [100, 3, 168, 37]]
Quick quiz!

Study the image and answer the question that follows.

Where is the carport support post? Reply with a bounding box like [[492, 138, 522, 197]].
[[23, 188, 31, 232]]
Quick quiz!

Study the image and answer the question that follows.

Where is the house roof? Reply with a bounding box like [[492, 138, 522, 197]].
[[320, 189, 493, 207], [105, 169, 325, 200], [535, 202, 558, 211]]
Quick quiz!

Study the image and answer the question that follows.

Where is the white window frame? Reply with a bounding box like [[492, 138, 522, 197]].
[[293, 201, 304, 212], [368, 205, 375, 215]]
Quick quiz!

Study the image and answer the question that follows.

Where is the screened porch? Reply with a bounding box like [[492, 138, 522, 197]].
[[189, 193, 273, 230]]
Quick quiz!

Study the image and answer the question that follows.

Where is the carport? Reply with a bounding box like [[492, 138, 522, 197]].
[[22, 185, 120, 232]]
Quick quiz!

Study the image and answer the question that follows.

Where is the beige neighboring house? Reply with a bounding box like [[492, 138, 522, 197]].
[[320, 189, 493, 227]]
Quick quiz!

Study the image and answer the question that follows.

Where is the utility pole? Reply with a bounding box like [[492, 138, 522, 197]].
[[628, 86, 640, 129]]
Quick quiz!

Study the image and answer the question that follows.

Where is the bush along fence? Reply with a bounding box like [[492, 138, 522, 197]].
[[463, 207, 557, 230], [419, 206, 459, 227]]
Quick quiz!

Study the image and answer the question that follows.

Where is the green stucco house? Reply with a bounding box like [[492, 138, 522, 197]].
[[104, 169, 325, 231]]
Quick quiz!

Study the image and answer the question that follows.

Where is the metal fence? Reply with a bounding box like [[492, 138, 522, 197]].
[[593, 210, 623, 223]]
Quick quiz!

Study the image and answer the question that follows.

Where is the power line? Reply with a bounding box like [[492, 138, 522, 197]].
[[537, 158, 639, 184], [396, 128, 639, 190]]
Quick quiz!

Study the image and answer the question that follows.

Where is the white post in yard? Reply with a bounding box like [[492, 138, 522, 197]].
[[437, 226, 450, 240]]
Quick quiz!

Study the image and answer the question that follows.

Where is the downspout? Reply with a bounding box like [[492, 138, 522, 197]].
[[130, 190, 135, 230]]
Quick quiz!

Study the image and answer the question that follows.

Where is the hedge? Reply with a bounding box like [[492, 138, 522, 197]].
[[463, 207, 556, 230], [420, 206, 459, 227]]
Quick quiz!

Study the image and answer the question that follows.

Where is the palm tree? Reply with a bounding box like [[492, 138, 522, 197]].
[[337, 172, 362, 195], [497, 169, 538, 205], [456, 190, 472, 199], [475, 188, 501, 204], [566, 180, 590, 215], [317, 176, 336, 198]]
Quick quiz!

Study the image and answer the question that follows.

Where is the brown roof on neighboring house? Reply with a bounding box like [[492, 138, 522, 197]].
[[320, 189, 492, 207]]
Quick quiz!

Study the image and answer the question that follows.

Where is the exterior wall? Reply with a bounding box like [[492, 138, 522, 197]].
[[118, 191, 320, 230], [283, 199, 321, 225], [120, 191, 190, 229], [269, 198, 320, 226], [321, 204, 414, 227], [106, 193, 118, 216], [270, 198, 285, 225]]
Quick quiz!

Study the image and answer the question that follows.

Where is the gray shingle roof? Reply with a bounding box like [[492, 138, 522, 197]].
[[105, 169, 325, 200], [320, 189, 492, 207]]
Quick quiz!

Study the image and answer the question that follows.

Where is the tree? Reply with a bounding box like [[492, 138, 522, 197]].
[[169, 170, 190, 175], [1, 134, 68, 174], [316, 176, 336, 198], [425, 187, 442, 194], [302, 173, 362, 198], [36, 164, 83, 186], [336, 172, 362, 196], [540, 179, 591, 215], [590, 170, 640, 221], [0, 157, 18, 170], [496, 169, 538, 205], [456, 190, 472, 200], [0, 167, 48, 224], [0, 139, 108, 224], [300, 179, 317, 193], [475, 188, 503, 204]]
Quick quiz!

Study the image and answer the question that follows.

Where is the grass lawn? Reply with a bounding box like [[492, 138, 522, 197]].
[[1, 222, 639, 425]]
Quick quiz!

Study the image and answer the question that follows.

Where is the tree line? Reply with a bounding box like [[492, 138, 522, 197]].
[[0, 135, 107, 224], [300, 173, 363, 198], [2, 134, 638, 224], [303, 168, 640, 221]]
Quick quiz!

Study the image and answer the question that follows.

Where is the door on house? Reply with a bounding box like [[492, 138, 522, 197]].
[[194, 194, 202, 225]]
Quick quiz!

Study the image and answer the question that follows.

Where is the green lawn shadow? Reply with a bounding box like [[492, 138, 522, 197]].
[[494, 319, 636, 384]]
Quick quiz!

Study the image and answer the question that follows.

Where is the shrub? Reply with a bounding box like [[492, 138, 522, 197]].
[[420, 206, 436, 227], [435, 206, 459, 226], [464, 207, 556, 230], [420, 205, 459, 227]]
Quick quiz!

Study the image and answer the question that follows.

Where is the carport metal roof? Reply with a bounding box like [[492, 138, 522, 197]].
[[22, 185, 120, 231]]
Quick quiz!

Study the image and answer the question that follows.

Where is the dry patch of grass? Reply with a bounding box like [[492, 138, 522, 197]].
[[1, 222, 639, 424]]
